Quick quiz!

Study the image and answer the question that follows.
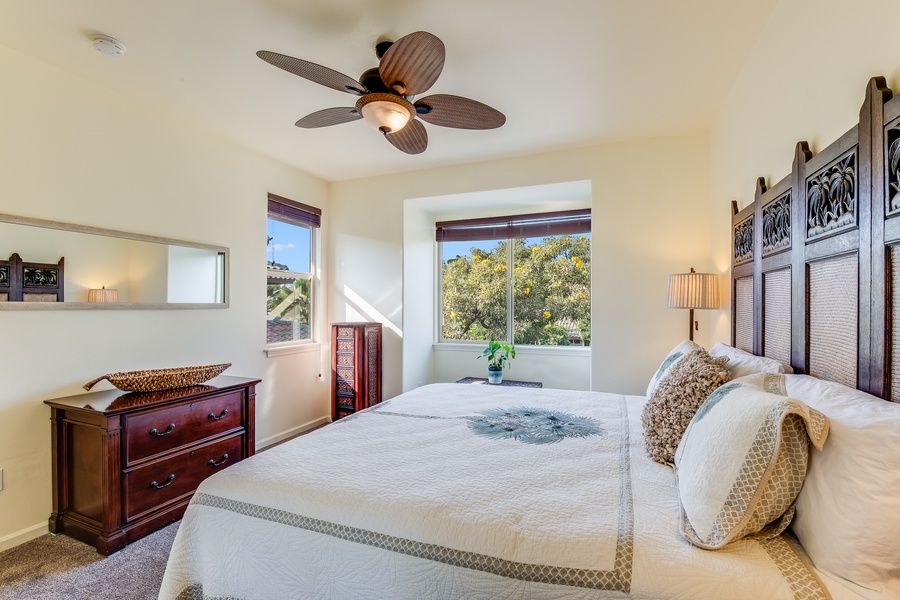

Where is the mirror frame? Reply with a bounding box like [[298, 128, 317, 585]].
[[0, 212, 229, 310]]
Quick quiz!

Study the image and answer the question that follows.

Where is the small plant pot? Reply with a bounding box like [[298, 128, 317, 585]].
[[487, 366, 503, 384]]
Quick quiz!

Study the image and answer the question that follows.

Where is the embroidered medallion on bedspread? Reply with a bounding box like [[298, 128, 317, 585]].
[[466, 407, 605, 444]]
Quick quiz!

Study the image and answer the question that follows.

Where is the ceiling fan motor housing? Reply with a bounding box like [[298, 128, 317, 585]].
[[359, 67, 389, 94]]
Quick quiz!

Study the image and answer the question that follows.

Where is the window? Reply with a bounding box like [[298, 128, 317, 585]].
[[437, 209, 590, 346], [266, 193, 320, 346]]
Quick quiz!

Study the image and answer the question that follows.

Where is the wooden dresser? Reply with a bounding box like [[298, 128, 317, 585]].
[[44, 375, 259, 555], [332, 322, 382, 420]]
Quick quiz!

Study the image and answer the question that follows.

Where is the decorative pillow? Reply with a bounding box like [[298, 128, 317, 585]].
[[646, 339, 703, 398], [708, 342, 793, 378], [785, 375, 900, 593], [674, 376, 829, 550], [641, 349, 730, 464]]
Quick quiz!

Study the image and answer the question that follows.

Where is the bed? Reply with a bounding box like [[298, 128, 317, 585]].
[[160, 382, 860, 600], [159, 76, 900, 599]]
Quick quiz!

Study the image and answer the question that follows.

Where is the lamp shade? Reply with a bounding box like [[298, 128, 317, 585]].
[[87, 286, 119, 303], [666, 270, 720, 310]]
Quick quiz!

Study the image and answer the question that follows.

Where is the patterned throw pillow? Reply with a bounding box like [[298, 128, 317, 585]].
[[645, 339, 704, 398], [641, 349, 731, 464], [674, 375, 829, 550]]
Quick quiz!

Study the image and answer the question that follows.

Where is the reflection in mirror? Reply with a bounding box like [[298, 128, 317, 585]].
[[0, 213, 228, 309]]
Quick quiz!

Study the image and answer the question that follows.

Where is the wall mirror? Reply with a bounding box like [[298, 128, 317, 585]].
[[0, 213, 228, 310]]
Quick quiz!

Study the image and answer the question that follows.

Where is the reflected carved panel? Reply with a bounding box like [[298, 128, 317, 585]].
[[0, 264, 7, 287], [807, 150, 857, 240], [762, 192, 791, 256], [734, 216, 754, 265], [23, 267, 59, 287], [887, 119, 900, 217]]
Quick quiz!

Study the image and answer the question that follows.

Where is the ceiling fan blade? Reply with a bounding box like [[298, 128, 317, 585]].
[[385, 119, 428, 154], [295, 107, 362, 129], [257, 50, 366, 95], [379, 32, 445, 96], [415, 94, 506, 130]]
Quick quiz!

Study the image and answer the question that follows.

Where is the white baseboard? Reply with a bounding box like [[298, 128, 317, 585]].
[[0, 522, 47, 553], [256, 416, 331, 451]]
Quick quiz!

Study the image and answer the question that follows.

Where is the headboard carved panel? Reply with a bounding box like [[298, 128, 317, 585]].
[[805, 150, 857, 241], [733, 216, 754, 265], [885, 117, 900, 217], [762, 192, 791, 256], [732, 76, 898, 401]]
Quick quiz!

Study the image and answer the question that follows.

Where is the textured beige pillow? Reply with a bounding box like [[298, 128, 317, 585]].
[[641, 350, 730, 464], [646, 339, 703, 398]]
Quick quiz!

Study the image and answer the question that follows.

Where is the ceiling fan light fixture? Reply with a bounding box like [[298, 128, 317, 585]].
[[356, 93, 414, 134]]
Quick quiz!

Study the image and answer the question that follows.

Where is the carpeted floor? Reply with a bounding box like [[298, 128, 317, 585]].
[[0, 522, 178, 600]]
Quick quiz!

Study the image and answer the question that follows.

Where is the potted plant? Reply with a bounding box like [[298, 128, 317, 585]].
[[478, 340, 516, 384]]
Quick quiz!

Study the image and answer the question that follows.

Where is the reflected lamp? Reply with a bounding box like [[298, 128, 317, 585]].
[[87, 286, 119, 303]]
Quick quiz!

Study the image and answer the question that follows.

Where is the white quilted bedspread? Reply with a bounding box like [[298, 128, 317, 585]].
[[158, 383, 834, 600]]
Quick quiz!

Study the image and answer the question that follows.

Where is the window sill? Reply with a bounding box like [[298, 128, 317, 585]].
[[265, 342, 320, 358]]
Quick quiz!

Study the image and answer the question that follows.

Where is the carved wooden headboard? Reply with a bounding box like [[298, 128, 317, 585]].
[[0, 253, 65, 302], [731, 76, 899, 402]]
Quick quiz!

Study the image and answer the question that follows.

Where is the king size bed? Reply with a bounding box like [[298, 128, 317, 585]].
[[159, 77, 900, 600]]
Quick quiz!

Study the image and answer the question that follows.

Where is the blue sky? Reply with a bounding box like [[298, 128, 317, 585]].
[[267, 218, 310, 272]]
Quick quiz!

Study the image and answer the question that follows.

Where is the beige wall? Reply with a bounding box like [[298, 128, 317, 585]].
[[709, 0, 900, 344], [0, 45, 331, 549], [329, 130, 714, 398]]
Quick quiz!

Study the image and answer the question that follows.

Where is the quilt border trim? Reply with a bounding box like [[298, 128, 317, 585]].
[[759, 535, 832, 600]]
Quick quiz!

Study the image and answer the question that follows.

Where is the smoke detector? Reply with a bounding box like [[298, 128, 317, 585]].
[[92, 34, 126, 57]]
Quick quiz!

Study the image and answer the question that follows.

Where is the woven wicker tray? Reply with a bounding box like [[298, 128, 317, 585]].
[[83, 363, 232, 393]]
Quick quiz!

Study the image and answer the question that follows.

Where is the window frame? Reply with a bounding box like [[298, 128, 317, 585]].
[[265, 193, 320, 353], [435, 208, 591, 347]]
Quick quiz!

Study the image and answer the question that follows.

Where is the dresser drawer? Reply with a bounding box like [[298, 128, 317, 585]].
[[124, 391, 244, 465], [123, 433, 242, 521]]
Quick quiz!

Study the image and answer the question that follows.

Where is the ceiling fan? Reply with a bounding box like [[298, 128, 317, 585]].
[[257, 31, 506, 155]]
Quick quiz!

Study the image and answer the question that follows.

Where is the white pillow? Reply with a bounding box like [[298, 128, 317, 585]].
[[646, 339, 703, 397], [674, 375, 828, 549], [709, 342, 793, 378], [785, 375, 900, 595]]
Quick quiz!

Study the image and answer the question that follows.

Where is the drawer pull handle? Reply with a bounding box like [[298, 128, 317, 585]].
[[208, 409, 229, 421], [208, 454, 230, 468], [149, 474, 175, 489], [149, 423, 176, 437]]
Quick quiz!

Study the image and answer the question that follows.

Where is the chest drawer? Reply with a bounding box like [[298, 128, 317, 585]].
[[124, 390, 244, 465], [123, 433, 242, 521]]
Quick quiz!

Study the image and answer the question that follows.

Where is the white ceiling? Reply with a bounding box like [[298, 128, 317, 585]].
[[0, 0, 779, 182]]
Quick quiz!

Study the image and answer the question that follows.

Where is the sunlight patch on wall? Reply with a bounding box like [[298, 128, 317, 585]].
[[343, 285, 402, 338]]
